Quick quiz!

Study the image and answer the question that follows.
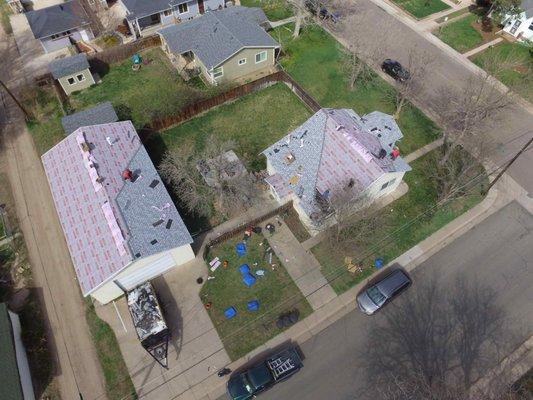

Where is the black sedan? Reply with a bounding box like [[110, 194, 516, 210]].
[[381, 59, 410, 82]]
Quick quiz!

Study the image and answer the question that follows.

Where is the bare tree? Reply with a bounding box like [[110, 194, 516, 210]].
[[362, 272, 514, 400], [291, 0, 307, 38]]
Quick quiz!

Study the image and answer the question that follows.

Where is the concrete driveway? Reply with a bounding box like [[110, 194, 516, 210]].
[[252, 201, 533, 400]]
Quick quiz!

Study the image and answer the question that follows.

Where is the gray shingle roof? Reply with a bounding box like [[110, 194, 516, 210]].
[[360, 111, 403, 154], [49, 53, 90, 79], [61, 102, 119, 135], [0, 304, 24, 400], [158, 6, 278, 69], [116, 146, 193, 259], [26, 0, 90, 39], [122, 0, 172, 19]]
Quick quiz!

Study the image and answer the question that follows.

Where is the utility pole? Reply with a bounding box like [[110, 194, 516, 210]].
[[485, 136, 533, 193], [0, 79, 31, 120]]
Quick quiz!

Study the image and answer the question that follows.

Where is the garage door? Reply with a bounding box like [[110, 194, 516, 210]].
[[116, 253, 175, 291]]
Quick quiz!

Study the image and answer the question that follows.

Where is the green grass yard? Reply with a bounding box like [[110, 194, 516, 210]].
[[312, 147, 487, 294], [200, 233, 312, 360], [392, 0, 450, 19], [473, 42, 533, 103], [434, 14, 485, 53], [155, 83, 312, 171], [240, 0, 293, 21], [273, 24, 441, 155]]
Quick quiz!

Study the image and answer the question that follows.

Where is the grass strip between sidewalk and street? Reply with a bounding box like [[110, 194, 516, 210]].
[[391, 0, 450, 19]]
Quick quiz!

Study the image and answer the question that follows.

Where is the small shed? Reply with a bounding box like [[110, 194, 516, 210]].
[[61, 102, 119, 135], [49, 53, 95, 96]]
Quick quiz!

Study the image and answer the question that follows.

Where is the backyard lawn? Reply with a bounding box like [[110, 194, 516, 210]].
[[392, 0, 450, 19], [200, 233, 312, 360], [70, 48, 208, 130], [272, 24, 441, 155], [153, 83, 312, 171], [240, 0, 293, 21], [472, 42, 533, 103], [434, 13, 489, 53], [312, 147, 487, 294]]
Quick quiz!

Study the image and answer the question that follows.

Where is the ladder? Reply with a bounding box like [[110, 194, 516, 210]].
[[268, 357, 295, 378]]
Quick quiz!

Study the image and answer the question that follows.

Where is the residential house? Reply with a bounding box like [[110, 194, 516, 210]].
[[158, 6, 279, 84], [262, 109, 411, 233], [49, 53, 95, 95], [501, 0, 533, 41], [120, 0, 225, 39], [61, 102, 119, 134], [0, 303, 35, 400], [42, 121, 195, 304], [25, 0, 94, 53]]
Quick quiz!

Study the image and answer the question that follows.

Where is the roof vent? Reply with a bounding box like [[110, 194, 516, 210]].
[[122, 169, 133, 181], [165, 219, 173, 229], [149, 179, 160, 189], [284, 152, 295, 165], [152, 219, 164, 227], [106, 136, 116, 145], [150, 239, 158, 245], [335, 125, 344, 131]]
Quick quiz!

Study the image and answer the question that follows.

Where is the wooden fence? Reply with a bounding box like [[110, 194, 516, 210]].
[[202, 201, 293, 259], [145, 70, 321, 132], [88, 35, 161, 66]]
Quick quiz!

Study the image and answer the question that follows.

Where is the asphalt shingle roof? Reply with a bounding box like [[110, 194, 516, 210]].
[[49, 53, 90, 79], [26, 0, 90, 39], [158, 6, 278, 69], [122, 0, 172, 19], [61, 102, 119, 135], [0, 304, 24, 400]]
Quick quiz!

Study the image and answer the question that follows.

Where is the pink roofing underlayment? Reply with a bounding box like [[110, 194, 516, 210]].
[[42, 122, 140, 295]]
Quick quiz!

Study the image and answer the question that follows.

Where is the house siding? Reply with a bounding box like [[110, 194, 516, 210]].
[[502, 13, 533, 41], [211, 47, 276, 84], [58, 68, 95, 95], [90, 244, 195, 304], [39, 27, 94, 53]]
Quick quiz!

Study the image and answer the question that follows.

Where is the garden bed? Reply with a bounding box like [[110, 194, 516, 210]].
[[312, 147, 487, 294], [200, 232, 312, 360], [272, 24, 441, 154]]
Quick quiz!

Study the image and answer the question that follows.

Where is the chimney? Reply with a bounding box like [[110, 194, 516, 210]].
[[122, 169, 133, 181]]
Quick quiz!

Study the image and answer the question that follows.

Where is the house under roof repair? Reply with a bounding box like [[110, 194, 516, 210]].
[[262, 108, 411, 233], [42, 121, 194, 304]]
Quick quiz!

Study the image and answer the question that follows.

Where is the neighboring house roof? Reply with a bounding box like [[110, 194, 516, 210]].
[[262, 109, 411, 217], [42, 121, 193, 295], [61, 102, 119, 135], [158, 6, 278, 69], [26, 0, 90, 39], [49, 53, 90, 80], [122, 0, 172, 20], [0, 304, 24, 400]]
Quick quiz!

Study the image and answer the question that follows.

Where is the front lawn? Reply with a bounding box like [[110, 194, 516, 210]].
[[200, 233, 312, 360], [272, 24, 441, 155], [392, 0, 450, 19], [434, 13, 496, 53], [70, 48, 209, 130], [153, 83, 311, 171], [312, 147, 487, 294], [472, 42, 533, 103], [240, 0, 293, 21]]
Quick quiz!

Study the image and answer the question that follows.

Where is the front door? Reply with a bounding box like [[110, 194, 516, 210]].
[[198, 0, 205, 14]]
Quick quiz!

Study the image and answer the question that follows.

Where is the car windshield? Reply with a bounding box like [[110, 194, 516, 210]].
[[228, 374, 253, 398], [367, 286, 386, 306]]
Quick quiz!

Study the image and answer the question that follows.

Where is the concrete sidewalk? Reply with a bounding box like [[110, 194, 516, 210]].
[[264, 220, 336, 310]]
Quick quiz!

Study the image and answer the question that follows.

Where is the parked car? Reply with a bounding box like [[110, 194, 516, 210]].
[[356, 269, 412, 315], [305, 0, 341, 22], [227, 346, 303, 400], [381, 59, 411, 82]]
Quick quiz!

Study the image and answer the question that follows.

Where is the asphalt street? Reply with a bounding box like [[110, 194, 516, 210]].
[[222, 201, 533, 400], [331, 0, 533, 193]]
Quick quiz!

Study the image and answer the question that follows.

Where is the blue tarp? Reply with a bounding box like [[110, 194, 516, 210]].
[[239, 264, 250, 275], [374, 258, 384, 269], [224, 307, 237, 319], [235, 242, 246, 257], [247, 300, 259, 311], [242, 273, 256, 287]]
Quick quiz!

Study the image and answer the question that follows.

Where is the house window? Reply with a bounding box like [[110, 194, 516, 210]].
[[67, 77, 76, 85], [255, 51, 267, 63], [163, 9, 172, 16], [177, 2, 188, 13], [238, 58, 246, 66], [212, 66, 223, 79], [529, 22, 533, 31], [76, 74, 85, 82]]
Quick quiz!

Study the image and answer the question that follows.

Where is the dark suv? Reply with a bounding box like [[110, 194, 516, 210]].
[[356, 269, 411, 315], [381, 59, 411, 82]]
